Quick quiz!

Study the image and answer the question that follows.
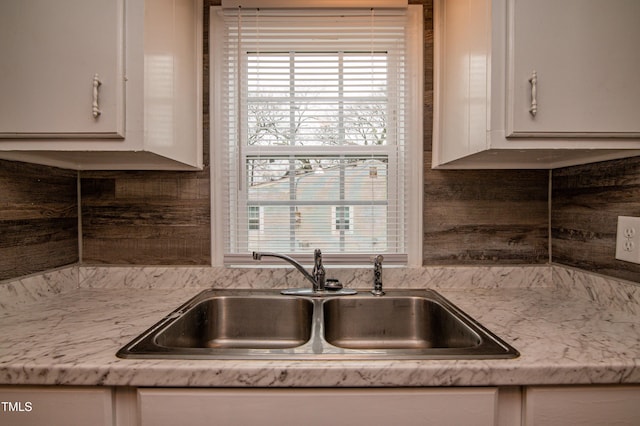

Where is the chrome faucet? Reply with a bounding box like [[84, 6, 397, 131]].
[[371, 254, 385, 296], [252, 249, 356, 296], [252, 249, 326, 292]]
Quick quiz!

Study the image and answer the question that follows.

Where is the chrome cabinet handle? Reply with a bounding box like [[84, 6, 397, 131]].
[[92, 74, 102, 118], [528, 70, 537, 117]]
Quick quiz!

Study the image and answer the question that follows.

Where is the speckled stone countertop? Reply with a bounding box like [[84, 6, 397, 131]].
[[0, 265, 638, 387]]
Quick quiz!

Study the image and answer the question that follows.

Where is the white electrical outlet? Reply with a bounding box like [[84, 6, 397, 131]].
[[615, 216, 640, 264]]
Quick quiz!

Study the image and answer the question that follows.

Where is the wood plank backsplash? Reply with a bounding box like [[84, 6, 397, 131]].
[[552, 156, 640, 283], [0, 160, 78, 280], [80, 169, 211, 265], [423, 153, 549, 264]]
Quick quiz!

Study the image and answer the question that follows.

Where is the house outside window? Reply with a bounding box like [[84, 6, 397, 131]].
[[211, 5, 423, 266]]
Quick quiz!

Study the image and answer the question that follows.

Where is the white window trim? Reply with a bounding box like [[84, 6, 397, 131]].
[[210, 5, 423, 267]]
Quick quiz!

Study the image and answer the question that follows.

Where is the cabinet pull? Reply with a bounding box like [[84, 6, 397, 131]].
[[528, 70, 537, 117], [92, 74, 102, 118]]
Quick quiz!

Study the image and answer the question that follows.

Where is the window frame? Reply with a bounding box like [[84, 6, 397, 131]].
[[210, 5, 423, 267]]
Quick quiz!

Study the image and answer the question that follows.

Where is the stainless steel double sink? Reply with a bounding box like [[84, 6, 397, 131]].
[[117, 289, 519, 360]]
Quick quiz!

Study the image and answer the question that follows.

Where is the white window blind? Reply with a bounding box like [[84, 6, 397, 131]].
[[211, 6, 422, 266]]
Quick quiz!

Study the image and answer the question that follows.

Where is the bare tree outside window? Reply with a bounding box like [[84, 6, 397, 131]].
[[246, 53, 388, 178]]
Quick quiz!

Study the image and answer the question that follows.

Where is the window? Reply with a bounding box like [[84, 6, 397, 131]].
[[248, 206, 262, 231], [211, 5, 423, 265], [333, 206, 352, 233]]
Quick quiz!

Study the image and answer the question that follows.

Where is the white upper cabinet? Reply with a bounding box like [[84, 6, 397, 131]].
[[0, 0, 124, 138], [433, 0, 640, 169], [0, 0, 203, 170], [508, 0, 640, 137]]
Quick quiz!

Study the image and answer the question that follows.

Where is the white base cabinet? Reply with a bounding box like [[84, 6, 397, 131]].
[[524, 386, 640, 426], [432, 0, 640, 169], [0, 0, 202, 171], [1, 384, 638, 425], [0, 386, 113, 426], [137, 388, 500, 426]]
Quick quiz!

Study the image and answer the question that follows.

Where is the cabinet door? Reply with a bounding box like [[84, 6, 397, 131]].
[[0, 0, 124, 138], [525, 386, 640, 426], [138, 388, 498, 426], [507, 0, 640, 137], [0, 386, 113, 426]]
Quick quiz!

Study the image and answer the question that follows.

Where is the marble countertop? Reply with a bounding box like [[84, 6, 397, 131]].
[[1, 265, 639, 388]]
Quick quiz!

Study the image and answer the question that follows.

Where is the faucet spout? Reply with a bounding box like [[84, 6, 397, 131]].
[[252, 249, 356, 296], [252, 251, 320, 291]]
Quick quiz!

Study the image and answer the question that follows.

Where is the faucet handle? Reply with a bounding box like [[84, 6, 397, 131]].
[[312, 249, 326, 291], [371, 255, 385, 296]]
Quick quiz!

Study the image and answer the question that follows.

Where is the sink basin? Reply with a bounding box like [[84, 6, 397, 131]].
[[155, 296, 313, 349], [117, 289, 518, 360], [118, 291, 314, 358], [323, 297, 480, 350]]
